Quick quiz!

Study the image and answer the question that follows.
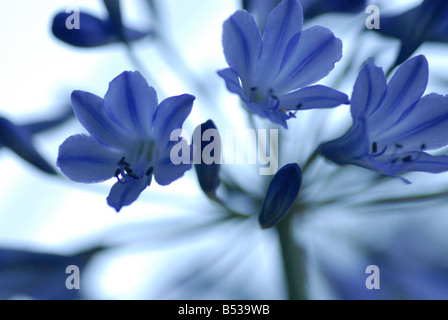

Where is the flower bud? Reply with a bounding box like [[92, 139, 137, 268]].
[[259, 163, 302, 229], [193, 120, 222, 196]]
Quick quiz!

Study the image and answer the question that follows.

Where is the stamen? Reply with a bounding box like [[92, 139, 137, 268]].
[[395, 143, 403, 149], [421, 143, 426, 150], [124, 167, 133, 174], [118, 157, 130, 167], [145, 167, 154, 176], [402, 156, 413, 163], [372, 142, 378, 154], [288, 111, 297, 118], [295, 103, 302, 110]]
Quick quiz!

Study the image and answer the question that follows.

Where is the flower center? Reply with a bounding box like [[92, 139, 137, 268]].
[[114, 141, 155, 184]]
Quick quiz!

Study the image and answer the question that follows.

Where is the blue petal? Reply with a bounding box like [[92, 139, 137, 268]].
[[217, 68, 245, 98], [255, 0, 303, 83], [273, 25, 343, 92], [107, 175, 151, 212], [259, 163, 302, 229], [71, 90, 130, 148], [152, 94, 195, 149], [0, 117, 57, 175], [317, 123, 369, 167], [350, 58, 387, 121], [222, 10, 262, 86], [369, 55, 428, 136], [242, 0, 280, 34], [400, 152, 448, 174], [57, 134, 120, 183], [103, 71, 158, 138], [244, 100, 289, 128], [377, 93, 448, 151], [52, 12, 150, 48], [153, 140, 192, 186], [279, 85, 349, 110]]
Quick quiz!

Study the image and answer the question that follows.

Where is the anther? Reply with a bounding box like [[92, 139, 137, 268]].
[[421, 143, 426, 150], [295, 103, 302, 110], [118, 157, 130, 166], [145, 167, 154, 176], [372, 142, 378, 154], [124, 167, 133, 174], [395, 143, 403, 149], [402, 156, 413, 163]]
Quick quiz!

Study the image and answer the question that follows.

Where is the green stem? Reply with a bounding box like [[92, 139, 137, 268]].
[[276, 214, 307, 300]]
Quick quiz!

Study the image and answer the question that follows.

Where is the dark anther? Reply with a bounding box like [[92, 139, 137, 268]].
[[145, 167, 154, 176], [295, 103, 302, 110], [114, 168, 121, 177], [271, 94, 278, 100], [372, 142, 378, 154], [391, 157, 399, 164], [402, 156, 413, 163], [250, 87, 258, 91], [128, 172, 139, 179], [124, 167, 133, 174], [421, 143, 426, 150], [118, 156, 130, 166], [395, 143, 403, 149]]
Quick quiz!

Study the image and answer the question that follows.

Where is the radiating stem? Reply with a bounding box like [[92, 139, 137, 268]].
[[276, 214, 307, 300]]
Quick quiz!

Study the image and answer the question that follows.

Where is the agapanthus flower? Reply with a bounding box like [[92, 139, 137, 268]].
[[318, 55, 448, 183], [373, 0, 448, 71], [219, 0, 348, 128], [57, 71, 195, 212], [52, 0, 152, 48]]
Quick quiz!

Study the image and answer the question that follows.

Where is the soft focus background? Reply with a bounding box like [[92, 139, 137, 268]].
[[1, 0, 448, 300]]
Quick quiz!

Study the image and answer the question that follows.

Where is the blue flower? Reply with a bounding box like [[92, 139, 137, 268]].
[[219, 0, 348, 128], [373, 0, 448, 71], [259, 163, 302, 229], [0, 108, 73, 175], [318, 55, 448, 183], [57, 71, 195, 212], [52, 0, 152, 48]]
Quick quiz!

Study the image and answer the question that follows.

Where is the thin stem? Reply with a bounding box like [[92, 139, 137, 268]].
[[276, 214, 307, 300]]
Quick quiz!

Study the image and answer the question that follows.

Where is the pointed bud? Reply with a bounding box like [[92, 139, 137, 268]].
[[259, 163, 302, 229], [52, 11, 151, 48], [0, 117, 57, 175], [193, 120, 222, 196]]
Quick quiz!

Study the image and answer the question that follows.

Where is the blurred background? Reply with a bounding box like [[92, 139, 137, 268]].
[[1, 0, 448, 300]]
